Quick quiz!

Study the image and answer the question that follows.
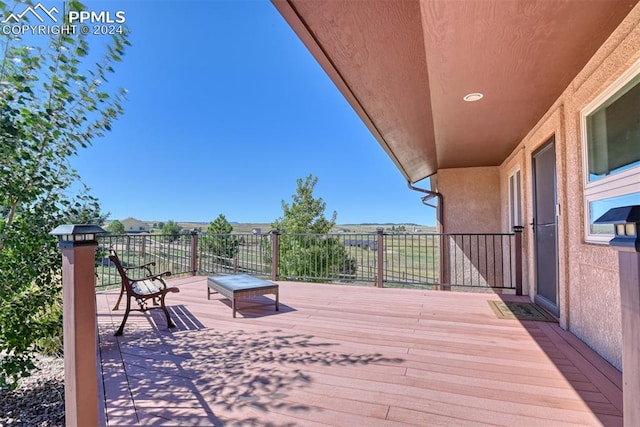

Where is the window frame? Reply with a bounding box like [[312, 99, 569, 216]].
[[581, 58, 640, 243], [508, 168, 522, 230]]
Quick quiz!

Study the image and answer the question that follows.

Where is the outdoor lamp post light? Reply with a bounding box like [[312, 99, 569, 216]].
[[50, 224, 106, 245], [594, 205, 640, 426], [595, 205, 640, 252], [50, 224, 106, 427]]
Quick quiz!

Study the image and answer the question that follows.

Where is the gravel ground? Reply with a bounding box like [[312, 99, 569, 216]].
[[0, 355, 65, 427]]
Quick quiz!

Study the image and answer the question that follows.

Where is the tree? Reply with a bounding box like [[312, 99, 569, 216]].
[[208, 214, 233, 234], [204, 214, 239, 261], [390, 225, 406, 234], [265, 175, 355, 281], [162, 220, 182, 241], [272, 174, 337, 234], [107, 219, 126, 235], [0, 1, 129, 388]]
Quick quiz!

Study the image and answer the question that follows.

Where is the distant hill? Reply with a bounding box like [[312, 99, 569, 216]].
[[184, 222, 435, 233], [341, 223, 422, 226], [332, 224, 436, 233], [129, 220, 435, 234]]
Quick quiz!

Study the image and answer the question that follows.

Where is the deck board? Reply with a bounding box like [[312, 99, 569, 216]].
[[97, 276, 623, 426]]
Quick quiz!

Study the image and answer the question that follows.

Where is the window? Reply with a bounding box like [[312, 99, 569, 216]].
[[508, 169, 522, 230], [582, 59, 640, 243]]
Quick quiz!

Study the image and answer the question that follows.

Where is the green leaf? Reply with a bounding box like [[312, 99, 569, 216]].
[[0, 0, 129, 385]]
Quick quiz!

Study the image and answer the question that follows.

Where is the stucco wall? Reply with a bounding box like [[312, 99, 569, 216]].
[[435, 167, 501, 234], [435, 167, 506, 289], [495, 2, 640, 369]]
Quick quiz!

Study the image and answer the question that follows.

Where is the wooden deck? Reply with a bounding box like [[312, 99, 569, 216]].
[[97, 276, 623, 426]]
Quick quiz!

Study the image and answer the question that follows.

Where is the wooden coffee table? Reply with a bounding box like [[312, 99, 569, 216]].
[[207, 274, 279, 318]]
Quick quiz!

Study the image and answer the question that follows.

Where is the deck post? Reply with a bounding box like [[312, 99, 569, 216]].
[[376, 228, 384, 288], [50, 224, 106, 427], [439, 234, 450, 289], [619, 251, 640, 426], [513, 225, 524, 295], [594, 206, 640, 426], [271, 229, 280, 281], [190, 231, 198, 276]]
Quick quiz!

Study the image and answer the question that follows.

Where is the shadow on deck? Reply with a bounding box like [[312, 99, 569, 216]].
[[96, 276, 622, 426]]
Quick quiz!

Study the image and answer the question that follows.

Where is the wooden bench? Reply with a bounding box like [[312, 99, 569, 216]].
[[110, 250, 180, 336], [207, 274, 279, 318]]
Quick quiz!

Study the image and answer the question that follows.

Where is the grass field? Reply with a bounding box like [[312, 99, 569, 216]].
[[97, 230, 442, 289]]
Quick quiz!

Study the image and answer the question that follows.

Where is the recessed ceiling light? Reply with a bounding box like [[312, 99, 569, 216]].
[[463, 93, 484, 102]]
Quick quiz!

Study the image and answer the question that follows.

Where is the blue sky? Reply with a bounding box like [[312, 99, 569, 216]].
[[68, 0, 435, 225]]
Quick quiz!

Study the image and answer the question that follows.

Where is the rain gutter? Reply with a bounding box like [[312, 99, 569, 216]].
[[407, 181, 443, 231], [407, 180, 447, 287]]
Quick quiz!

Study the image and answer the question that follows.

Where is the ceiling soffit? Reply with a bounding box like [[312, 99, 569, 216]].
[[273, 0, 639, 182], [420, 0, 638, 171]]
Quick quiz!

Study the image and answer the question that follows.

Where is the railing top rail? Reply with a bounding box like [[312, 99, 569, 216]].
[[98, 233, 192, 237], [98, 231, 515, 240], [441, 233, 515, 237], [263, 232, 516, 237]]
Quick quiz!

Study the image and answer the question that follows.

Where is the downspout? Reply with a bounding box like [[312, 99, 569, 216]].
[[407, 181, 448, 288], [407, 181, 443, 232]]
